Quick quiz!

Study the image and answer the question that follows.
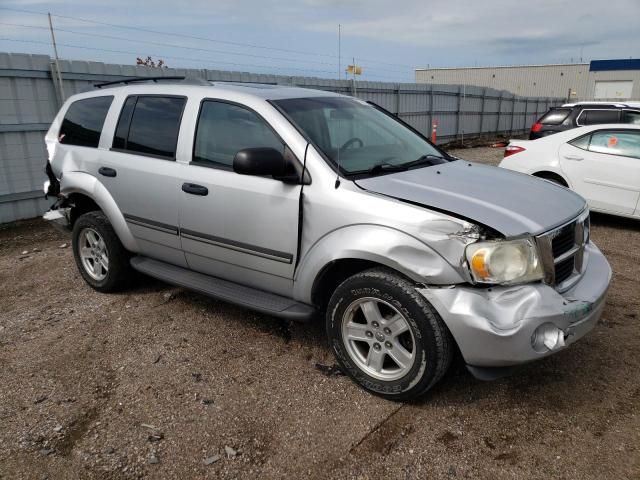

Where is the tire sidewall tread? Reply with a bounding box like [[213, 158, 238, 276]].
[[72, 211, 131, 293], [327, 268, 453, 401]]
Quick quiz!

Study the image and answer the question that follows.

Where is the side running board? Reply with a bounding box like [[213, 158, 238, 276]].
[[130, 256, 315, 322]]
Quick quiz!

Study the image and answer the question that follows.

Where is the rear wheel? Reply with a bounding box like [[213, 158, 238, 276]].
[[72, 211, 132, 292], [326, 268, 454, 401]]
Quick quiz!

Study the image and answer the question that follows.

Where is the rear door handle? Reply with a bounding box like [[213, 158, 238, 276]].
[[182, 183, 208, 196], [98, 167, 117, 177], [563, 155, 583, 161]]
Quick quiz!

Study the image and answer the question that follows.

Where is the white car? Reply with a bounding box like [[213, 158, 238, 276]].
[[500, 124, 640, 219]]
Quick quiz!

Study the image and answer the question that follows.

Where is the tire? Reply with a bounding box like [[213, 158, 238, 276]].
[[536, 173, 567, 187], [326, 268, 453, 401], [72, 211, 132, 293], [544, 177, 564, 186]]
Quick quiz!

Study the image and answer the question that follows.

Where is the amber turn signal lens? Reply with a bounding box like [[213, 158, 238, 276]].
[[471, 249, 490, 280]]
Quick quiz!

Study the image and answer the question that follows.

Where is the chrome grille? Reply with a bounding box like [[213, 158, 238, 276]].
[[536, 210, 590, 291], [555, 257, 575, 284], [552, 223, 576, 258]]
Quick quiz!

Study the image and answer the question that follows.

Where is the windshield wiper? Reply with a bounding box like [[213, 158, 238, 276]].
[[367, 162, 409, 176], [401, 154, 447, 168], [357, 155, 446, 177]]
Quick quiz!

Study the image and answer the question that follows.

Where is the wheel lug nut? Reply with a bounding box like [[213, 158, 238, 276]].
[[373, 343, 381, 351], [365, 331, 373, 338], [385, 341, 393, 349], [383, 327, 391, 335], [371, 321, 379, 328]]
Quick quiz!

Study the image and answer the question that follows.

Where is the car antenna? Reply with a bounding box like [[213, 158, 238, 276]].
[[335, 112, 341, 189]]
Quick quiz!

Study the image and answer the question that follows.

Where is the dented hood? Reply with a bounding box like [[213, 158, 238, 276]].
[[356, 160, 586, 237]]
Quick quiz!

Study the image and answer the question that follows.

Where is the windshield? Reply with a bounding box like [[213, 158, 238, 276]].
[[273, 96, 446, 175]]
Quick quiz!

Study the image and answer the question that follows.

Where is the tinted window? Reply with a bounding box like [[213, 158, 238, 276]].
[[59, 96, 113, 147], [539, 108, 571, 125], [115, 96, 186, 158], [112, 96, 136, 150], [588, 131, 640, 159], [193, 101, 283, 167], [622, 110, 640, 125], [581, 110, 620, 125]]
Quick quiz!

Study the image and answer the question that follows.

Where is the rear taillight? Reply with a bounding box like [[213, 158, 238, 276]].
[[531, 122, 543, 133], [504, 145, 526, 157]]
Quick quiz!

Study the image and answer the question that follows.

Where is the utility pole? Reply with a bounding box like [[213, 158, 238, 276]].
[[48, 13, 65, 103], [352, 57, 357, 96], [338, 24, 341, 80]]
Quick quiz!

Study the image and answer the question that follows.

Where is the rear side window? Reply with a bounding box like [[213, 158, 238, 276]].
[[113, 96, 186, 159], [622, 110, 640, 125], [59, 96, 113, 148], [580, 109, 620, 125], [588, 131, 640, 159], [538, 108, 571, 125], [193, 100, 283, 167]]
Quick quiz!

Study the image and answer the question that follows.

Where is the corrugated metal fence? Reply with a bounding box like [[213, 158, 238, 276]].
[[0, 52, 562, 224]]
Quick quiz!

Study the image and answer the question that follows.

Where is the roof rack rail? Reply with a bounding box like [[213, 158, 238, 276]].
[[94, 76, 210, 89]]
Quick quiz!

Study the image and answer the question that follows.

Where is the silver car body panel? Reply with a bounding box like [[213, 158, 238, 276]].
[[44, 82, 611, 369], [50, 169, 139, 252], [356, 160, 587, 237], [45, 84, 475, 299]]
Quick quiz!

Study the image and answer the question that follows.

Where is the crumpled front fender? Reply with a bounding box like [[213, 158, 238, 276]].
[[293, 224, 466, 304]]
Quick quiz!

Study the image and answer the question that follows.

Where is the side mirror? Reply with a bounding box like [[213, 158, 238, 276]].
[[233, 147, 300, 183]]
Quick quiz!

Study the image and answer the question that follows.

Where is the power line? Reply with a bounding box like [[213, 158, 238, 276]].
[[0, 5, 417, 70], [0, 21, 412, 77], [0, 38, 335, 75], [0, 6, 335, 59], [0, 37, 411, 81]]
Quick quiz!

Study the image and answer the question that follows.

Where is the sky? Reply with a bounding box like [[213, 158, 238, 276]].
[[1, 0, 639, 82]]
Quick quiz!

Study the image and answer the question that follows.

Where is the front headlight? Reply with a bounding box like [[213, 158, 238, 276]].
[[465, 237, 543, 285]]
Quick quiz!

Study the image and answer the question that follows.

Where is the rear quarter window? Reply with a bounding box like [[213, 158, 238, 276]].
[[622, 110, 640, 125], [569, 134, 591, 150], [538, 109, 571, 125], [59, 96, 114, 148]]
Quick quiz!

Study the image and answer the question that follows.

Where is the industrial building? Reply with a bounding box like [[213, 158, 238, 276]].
[[415, 59, 640, 101]]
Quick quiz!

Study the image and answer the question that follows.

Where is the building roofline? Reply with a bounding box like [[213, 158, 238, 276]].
[[415, 63, 589, 72]]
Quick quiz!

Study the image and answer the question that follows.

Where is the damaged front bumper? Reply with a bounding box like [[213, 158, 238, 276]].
[[419, 242, 611, 377], [43, 177, 72, 234], [43, 205, 72, 234]]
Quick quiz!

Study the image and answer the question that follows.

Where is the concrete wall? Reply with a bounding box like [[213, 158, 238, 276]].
[[0, 52, 561, 224], [416, 64, 640, 101]]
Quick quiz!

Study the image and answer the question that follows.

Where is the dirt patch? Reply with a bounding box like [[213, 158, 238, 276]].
[[1, 150, 639, 478]]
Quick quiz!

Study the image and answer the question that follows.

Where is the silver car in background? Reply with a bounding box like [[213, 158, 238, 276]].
[[43, 78, 611, 400]]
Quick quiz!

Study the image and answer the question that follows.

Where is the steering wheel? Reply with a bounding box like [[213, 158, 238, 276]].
[[340, 137, 364, 151]]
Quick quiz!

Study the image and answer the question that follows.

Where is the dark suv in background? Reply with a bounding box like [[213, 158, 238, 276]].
[[529, 102, 640, 139]]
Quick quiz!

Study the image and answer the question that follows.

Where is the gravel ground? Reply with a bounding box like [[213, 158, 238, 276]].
[[1, 146, 639, 479]]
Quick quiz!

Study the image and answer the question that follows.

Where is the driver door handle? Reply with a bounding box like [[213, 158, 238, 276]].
[[182, 183, 208, 196], [98, 166, 117, 177], [563, 154, 583, 161]]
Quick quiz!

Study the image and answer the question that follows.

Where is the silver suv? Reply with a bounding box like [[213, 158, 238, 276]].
[[43, 77, 611, 400]]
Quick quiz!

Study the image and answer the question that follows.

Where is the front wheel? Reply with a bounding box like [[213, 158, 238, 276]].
[[326, 268, 454, 401]]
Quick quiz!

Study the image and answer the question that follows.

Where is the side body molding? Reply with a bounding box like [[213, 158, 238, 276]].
[[293, 224, 466, 304], [60, 171, 139, 252]]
